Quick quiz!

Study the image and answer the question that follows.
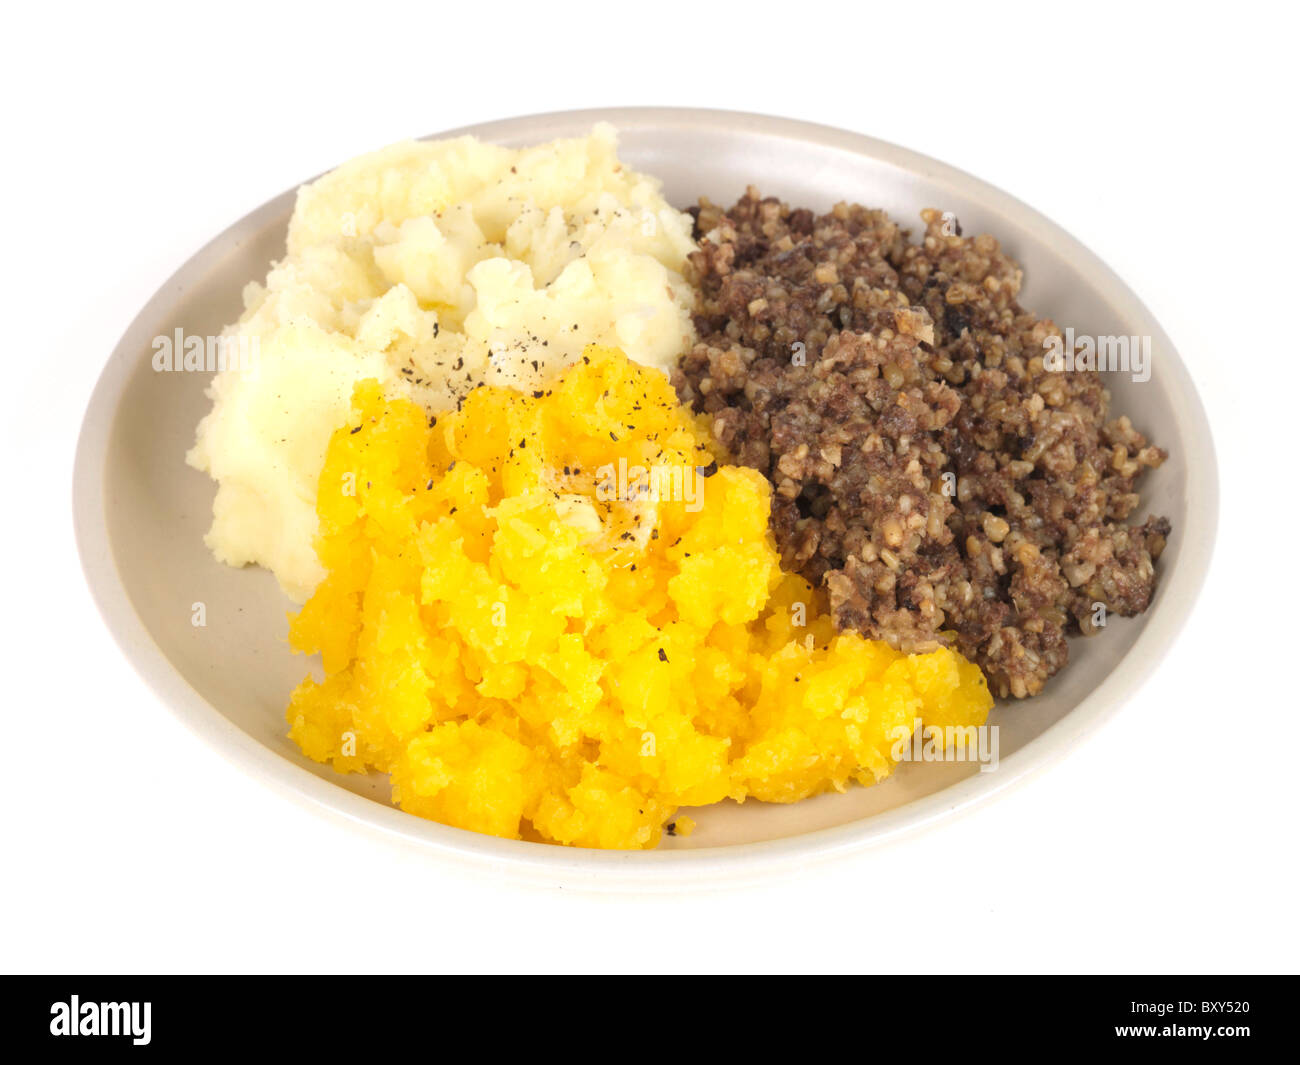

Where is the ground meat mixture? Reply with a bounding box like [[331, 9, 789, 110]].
[[675, 188, 1170, 698]]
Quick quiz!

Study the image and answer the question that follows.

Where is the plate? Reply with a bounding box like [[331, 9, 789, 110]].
[[73, 108, 1218, 887]]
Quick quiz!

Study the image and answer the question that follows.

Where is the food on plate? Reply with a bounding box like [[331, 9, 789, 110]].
[[677, 190, 1170, 698], [284, 348, 991, 848], [180, 127, 1173, 849], [188, 126, 696, 601]]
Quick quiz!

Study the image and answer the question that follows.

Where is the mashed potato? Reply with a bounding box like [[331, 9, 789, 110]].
[[188, 126, 696, 601], [286, 348, 992, 849]]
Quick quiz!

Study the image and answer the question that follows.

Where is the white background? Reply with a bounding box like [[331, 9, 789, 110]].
[[4, 1, 1295, 974]]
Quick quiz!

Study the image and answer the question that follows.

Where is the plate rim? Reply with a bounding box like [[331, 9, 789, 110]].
[[72, 106, 1219, 888]]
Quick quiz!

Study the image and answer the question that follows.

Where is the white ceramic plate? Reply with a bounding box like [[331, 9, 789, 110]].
[[73, 108, 1217, 887]]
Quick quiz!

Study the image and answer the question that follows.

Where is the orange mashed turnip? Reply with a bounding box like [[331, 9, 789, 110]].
[[285, 347, 992, 849]]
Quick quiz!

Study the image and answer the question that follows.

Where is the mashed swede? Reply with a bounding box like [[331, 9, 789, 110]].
[[188, 125, 696, 600], [286, 349, 993, 849]]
